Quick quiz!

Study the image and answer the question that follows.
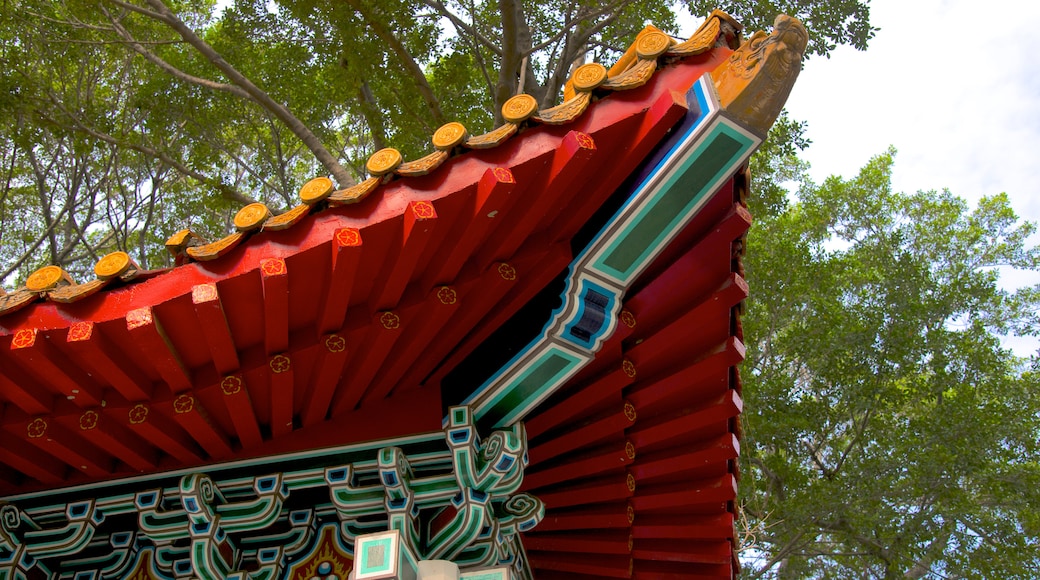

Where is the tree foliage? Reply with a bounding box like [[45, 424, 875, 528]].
[[739, 146, 1040, 578]]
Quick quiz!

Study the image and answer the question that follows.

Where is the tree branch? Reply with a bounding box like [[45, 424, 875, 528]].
[[452, 0, 496, 101], [495, 0, 523, 117], [0, 169, 75, 283], [356, 79, 388, 151], [103, 0, 167, 21], [904, 525, 952, 579], [417, 0, 502, 56], [751, 456, 787, 501], [832, 406, 874, 476], [748, 531, 807, 580], [102, 6, 251, 99], [41, 92, 256, 206], [24, 147, 62, 265], [124, 0, 356, 188], [523, 0, 632, 56]]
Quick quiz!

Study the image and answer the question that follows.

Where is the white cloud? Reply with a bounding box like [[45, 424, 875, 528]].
[[787, 0, 1040, 213], [780, 0, 1040, 356]]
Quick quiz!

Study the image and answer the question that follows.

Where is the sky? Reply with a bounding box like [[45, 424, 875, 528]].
[[684, 0, 1040, 356]]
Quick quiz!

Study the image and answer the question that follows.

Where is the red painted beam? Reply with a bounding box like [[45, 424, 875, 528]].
[[425, 167, 516, 287], [524, 440, 635, 491], [535, 502, 635, 533], [629, 434, 738, 483], [126, 306, 192, 393], [0, 430, 65, 484], [537, 474, 636, 510], [549, 89, 690, 242], [625, 204, 751, 332], [362, 285, 461, 403], [631, 474, 736, 511], [230, 385, 441, 460], [528, 552, 633, 578], [0, 351, 52, 415], [191, 283, 240, 375], [66, 409, 158, 472], [632, 539, 732, 565], [7, 416, 112, 478], [267, 354, 294, 437], [626, 273, 747, 374], [529, 402, 636, 465], [329, 311, 404, 415], [626, 337, 745, 413], [424, 244, 572, 390], [260, 258, 290, 355], [568, 311, 638, 383], [66, 322, 152, 401], [398, 260, 521, 393], [632, 512, 734, 540], [217, 375, 262, 448], [317, 228, 364, 335], [300, 333, 349, 427], [119, 403, 203, 464], [629, 390, 742, 451], [463, 244, 574, 351], [523, 530, 632, 555], [631, 561, 732, 579], [8, 329, 102, 407], [477, 131, 596, 268], [369, 201, 441, 311], [525, 362, 634, 440], [163, 394, 232, 459]]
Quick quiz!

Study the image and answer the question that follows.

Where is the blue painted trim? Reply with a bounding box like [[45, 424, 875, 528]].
[[561, 278, 617, 349], [458, 74, 761, 428]]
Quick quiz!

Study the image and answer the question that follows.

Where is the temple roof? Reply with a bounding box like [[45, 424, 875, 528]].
[[0, 11, 807, 580], [0, 14, 742, 319]]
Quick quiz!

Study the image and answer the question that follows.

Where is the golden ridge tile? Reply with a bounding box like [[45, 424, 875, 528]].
[[234, 203, 271, 232], [0, 289, 36, 315], [601, 58, 658, 91], [396, 150, 450, 177], [533, 91, 592, 125], [94, 251, 137, 281], [263, 204, 312, 231], [667, 14, 721, 56], [328, 177, 381, 206], [299, 176, 335, 205], [49, 279, 109, 303], [366, 148, 403, 177], [463, 123, 519, 149], [501, 94, 539, 124], [186, 232, 246, 261], [432, 122, 469, 150], [25, 265, 73, 292], [165, 229, 205, 259]]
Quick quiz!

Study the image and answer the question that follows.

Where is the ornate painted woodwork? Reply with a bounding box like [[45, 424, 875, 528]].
[[0, 407, 536, 580], [0, 10, 806, 579]]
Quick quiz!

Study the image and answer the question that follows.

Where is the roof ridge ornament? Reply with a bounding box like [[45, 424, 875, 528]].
[[711, 14, 808, 137]]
